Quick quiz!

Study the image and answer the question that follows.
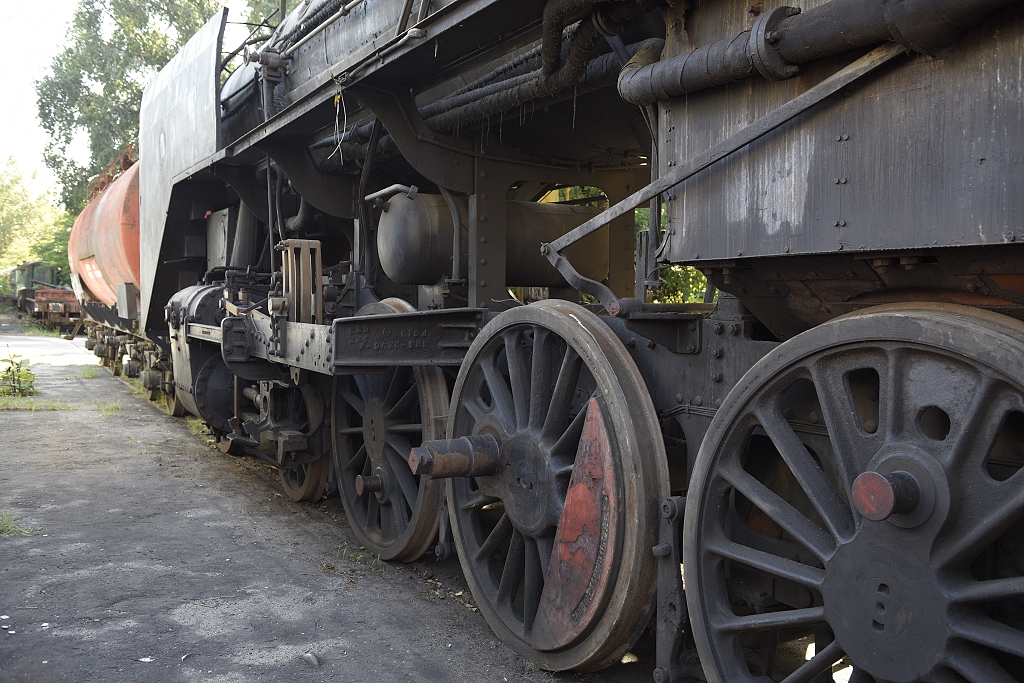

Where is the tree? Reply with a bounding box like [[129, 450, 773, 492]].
[[0, 158, 68, 281], [36, 0, 222, 213]]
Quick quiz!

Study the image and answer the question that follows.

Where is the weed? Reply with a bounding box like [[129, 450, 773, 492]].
[[78, 365, 100, 379], [0, 510, 30, 537], [185, 417, 209, 436], [0, 353, 34, 396], [96, 399, 123, 416], [0, 397, 73, 411], [335, 542, 393, 579], [18, 322, 60, 337], [122, 376, 150, 400]]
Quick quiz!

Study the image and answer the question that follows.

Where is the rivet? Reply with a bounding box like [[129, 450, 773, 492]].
[[480, 258, 487, 265], [843, 134, 849, 141], [834, 178, 840, 184], [480, 280, 487, 287], [693, 396, 703, 407], [840, 220, 847, 227], [840, 178, 848, 184], [480, 236, 487, 243]]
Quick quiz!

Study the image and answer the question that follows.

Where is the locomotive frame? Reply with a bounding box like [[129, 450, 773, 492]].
[[69, 0, 1024, 680]]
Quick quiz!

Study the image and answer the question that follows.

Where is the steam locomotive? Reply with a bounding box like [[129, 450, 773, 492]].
[[69, 0, 1024, 680]]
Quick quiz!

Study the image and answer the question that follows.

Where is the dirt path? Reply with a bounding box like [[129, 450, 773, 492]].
[[0, 321, 654, 682]]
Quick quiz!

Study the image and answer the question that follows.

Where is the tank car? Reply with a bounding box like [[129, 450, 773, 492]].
[[99, 0, 1024, 679]]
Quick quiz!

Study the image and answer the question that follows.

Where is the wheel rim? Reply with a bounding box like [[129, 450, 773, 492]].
[[447, 301, 668, 671], [685, 304, 1024, 683]]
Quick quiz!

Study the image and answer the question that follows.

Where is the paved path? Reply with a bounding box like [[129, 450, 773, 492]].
[[0, 326, 654, 682]]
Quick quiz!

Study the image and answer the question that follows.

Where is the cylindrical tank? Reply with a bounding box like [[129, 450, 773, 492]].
[[377, 194, 608, 287], [68, 163, 141, 307]]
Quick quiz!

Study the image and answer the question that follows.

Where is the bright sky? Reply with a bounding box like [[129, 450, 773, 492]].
[[2, 0, 82, 196], [1, 1, 251, 201]]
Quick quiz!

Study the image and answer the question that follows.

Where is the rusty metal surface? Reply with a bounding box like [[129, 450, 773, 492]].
[[532, 397, 618, 650]]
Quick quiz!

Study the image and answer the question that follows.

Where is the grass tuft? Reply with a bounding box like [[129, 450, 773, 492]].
[[0, 510, 30, 537], [0, 397, 73, 411], [96, 399, 122, 416], [78, 365, 100, 379]]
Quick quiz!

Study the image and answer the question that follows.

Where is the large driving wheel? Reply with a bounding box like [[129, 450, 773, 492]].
[[446, 300, 669, 671], [332, 299, 448, 562], [685, 303, 1024, 683]]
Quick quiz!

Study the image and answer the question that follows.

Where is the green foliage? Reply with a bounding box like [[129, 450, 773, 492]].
[[649, 265, 711, 304], [0, 353, 35, 397], [0, 159, 68, 278], [36, 0, 223, 212], [0, 510, 30, 537]]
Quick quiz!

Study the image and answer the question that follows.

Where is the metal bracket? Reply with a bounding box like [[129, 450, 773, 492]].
[[653, 496, 703, 683]]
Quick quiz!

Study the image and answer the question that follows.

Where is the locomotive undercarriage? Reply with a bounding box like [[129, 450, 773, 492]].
[[135, 0, 1024, 680]]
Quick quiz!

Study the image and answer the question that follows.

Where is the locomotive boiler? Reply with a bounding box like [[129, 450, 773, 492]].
[[77, 0, 1024, 679]]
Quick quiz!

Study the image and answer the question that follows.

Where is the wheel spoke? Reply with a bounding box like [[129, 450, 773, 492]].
[[535, 533, 553, 579], [384, 447, 419, 510], [523, 536, 544, 634], [779, 640, 845, 683], [882, 347, 909, 443], [389, 485, 411, 532], [721, 466, 837, 563], [385, 432, 414, 466], [550, 397, 590, 461], [529, 328, 556, 430], [497, 530, 526, 608], [503, 329, 531, 430], [366, 493, 381, 533], [952, 612, 1024, 658], [952, 575, 1024, 603], [383, 366, 412, 409], [704, 532, 825, 589], [949, 377, 1015, 471], [475, 512, 513, 563], [461, 395, 488, 422], [341, 444, 367, 471], [541, 347, 583, 443], [810, 360, 879, 491], [481, 352, 516, 431], [339, 384, 366, 414], [948, 645, 1021, 683], [335, 426, 363, 435], [712, 606, 826, 634], [386, 386, 417, 424], [388, 423, 423, 434], [939, 482, 1024, 565], [756, 406, 855, 542]]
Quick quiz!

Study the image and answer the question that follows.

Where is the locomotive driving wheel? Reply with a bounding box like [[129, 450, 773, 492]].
[[331, 299, 448, 562], [685, 303, 1024, 683], [446, 301, 669, 671]]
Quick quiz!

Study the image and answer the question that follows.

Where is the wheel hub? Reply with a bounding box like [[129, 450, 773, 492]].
[[824, 539, 951, 682], [494, 434, 560, 536], [363, 400, 387, 465]]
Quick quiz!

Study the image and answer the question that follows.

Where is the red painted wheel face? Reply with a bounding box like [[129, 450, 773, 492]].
[[444, 298, 673, 677], [532, 399, 618, 650]]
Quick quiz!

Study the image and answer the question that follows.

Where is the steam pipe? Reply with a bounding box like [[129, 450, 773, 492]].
[[618, 0, 1021, 106]]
